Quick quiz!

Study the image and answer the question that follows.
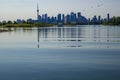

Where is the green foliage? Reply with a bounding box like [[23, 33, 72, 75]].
[[13, 21, 17, 24], [4, 24, 33, 27], [7, 20, 12, 24], [103, 16, 120, 25], [34, 22, 53, 27], [1, 22, 54, 28], [2, 21, 7, 25], [34, 22, 44, 27], [22, 20, 26, 24], [0, 19, 52, 27]]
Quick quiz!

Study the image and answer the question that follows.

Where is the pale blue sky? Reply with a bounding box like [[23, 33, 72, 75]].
[[0, 0, 120, 21]]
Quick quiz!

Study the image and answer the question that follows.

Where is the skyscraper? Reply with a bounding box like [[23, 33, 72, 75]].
[[107, 13, 110, 21], [70, 12, 76, 23], [45, 14, 48, 23], [98, 16, 101, 23], [77, 12, 81, 18], [77, 12, 81, 23], [62, 14, 65, 23], [57, 14, 62, 23]]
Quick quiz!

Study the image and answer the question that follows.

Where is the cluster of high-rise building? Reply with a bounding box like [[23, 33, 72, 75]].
[[17, 4, 110, 25], [34, 4, 110, 25], [16, 12, 110, 25], [37, 12, 88, 24], [90, 13, 110, 24]]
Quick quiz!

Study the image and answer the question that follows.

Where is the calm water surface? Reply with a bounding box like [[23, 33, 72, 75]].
[[0, 25, 120, 80]]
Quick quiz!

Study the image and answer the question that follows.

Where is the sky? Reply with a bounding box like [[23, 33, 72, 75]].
[[0, 0, 120, 21]]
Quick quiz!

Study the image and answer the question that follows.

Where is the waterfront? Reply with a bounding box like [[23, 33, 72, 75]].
[[0, 25, 120, 80]]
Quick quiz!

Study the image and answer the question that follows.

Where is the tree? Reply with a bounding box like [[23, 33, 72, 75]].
[[2, 21, 7, 25], [7, 20, 12, 24], [13, 21, 17, 24], [22, 20, 26, 24], [116, 17, 120, 24]]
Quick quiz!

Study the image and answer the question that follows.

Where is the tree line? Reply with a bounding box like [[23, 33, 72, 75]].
[[0, 20, 54, 27], [103, 16, 120, 25]]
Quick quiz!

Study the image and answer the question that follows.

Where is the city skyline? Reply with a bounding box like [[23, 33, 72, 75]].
[[0, 0, 120, 21]]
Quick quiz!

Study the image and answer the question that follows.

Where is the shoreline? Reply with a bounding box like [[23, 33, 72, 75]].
[[0, 29, 12, 32], [0, 24, 120, 28]]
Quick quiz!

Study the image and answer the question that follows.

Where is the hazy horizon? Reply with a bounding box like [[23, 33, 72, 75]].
[[0, 0, 120, 21]]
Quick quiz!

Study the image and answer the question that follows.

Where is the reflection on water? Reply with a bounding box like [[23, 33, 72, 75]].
[[38, 26, 120, 48], [0, 26, 120, 80]]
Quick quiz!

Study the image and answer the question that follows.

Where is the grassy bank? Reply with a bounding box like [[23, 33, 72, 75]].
[[0, 22, 54, 28]]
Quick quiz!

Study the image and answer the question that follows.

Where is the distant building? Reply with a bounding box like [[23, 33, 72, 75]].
[[64, 16, 67, 24], [91, 15, 97, 23], [107, 13, 110, 21], [78, 12, 81, 18], [27, 18, 34, 23], [62, 14, 65, 23], [70, 12, 76, 23], [35, 4, 110, 25], [66, 14, 70, 23], [17, 19, 22, 24], [77, 12, 88, 24], [45, 13, 48, 23], [98, 16, 101, 23], [38, 15, 41, 22], [57, 13, 62, 23]]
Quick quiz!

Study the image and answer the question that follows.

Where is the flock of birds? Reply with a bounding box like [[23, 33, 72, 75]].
[[83, 1, 104, 12]]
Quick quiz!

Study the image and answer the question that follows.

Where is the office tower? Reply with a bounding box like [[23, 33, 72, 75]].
[[54, 17, 57, 24], [98, 16, 101, 23], [71, 12, 74, 22], [42, 14, 45, 22], [45, 14, 47, 19], [47, 17, 51, 23], [107, 13, 110, 21], [38, 15, 41, 22], [62, 14, 65, 23], [70, 12, 76, 23], [78, 12, 81, 18], [57, 14, 62, 23], [77, 12, 81, 23], [74, 13, 77, 23], [45, 14, 48, 23], [92, 15, 97, 23], [64, 16, 67, 24], [66, 14, 70, 23], [51, 17, 54, 23]]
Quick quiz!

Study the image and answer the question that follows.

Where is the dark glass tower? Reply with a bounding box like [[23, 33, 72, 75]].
[[107, 13, 110, 21]]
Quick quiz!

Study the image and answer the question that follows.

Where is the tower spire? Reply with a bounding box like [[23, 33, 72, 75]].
[[37, 3, 39, 21]]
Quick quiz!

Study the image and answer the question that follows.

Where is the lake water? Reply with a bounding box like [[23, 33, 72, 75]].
[[0, 25, 120, 80]]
